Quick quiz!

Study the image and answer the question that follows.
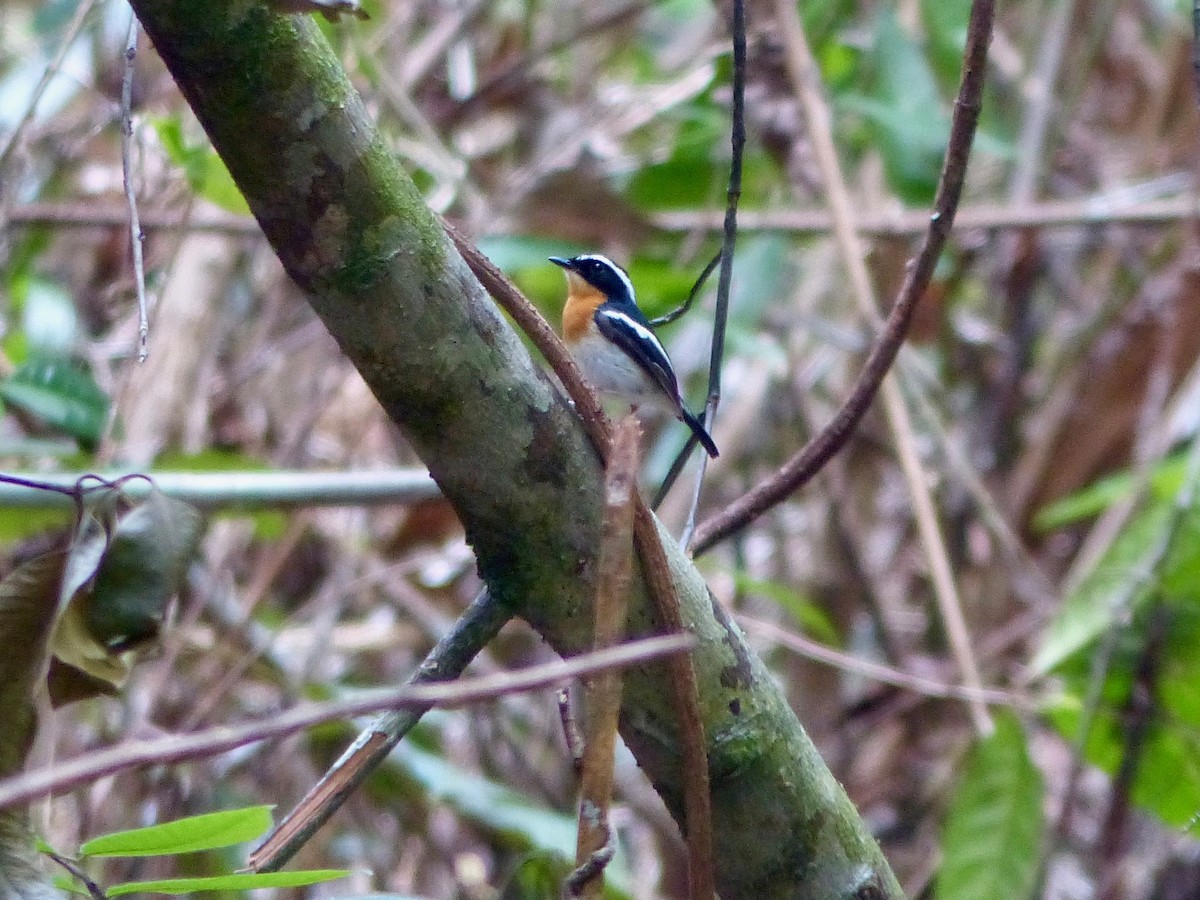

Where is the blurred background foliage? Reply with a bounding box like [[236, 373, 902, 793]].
[[2, 0, 1200, 896]]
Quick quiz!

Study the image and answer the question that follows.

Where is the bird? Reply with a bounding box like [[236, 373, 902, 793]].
[[549, 254, 719, 458]]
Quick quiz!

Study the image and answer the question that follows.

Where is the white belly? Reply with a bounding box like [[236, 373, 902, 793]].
[[571, 332, 670, 410]]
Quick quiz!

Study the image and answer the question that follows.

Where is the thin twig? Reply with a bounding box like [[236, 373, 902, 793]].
[[44, 850, 109, 900], [448, 226, 715, 900], [558, 687, 584, 776], [737, 614, 1029, 708], [120, 14, 150, 362], [10, 192, 1200, 237], [769, 0, 991, 734], [568, 832, 616, 897], [1008, 0, 1079, 204], [249, 587, 509, 871], [648, 250, 721, 327], [691, 0, 995, 559], [1194, 0, 1200, 106], [3, 630, 693, 814], [448, 1, 650, 123], [573, 416, 639, 898], [678, 0, 744, 552]]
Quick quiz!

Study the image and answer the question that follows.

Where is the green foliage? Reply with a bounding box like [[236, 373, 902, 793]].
[[79, 806, 274, 858], [1043, 599, 1200, 828], [1032, 501, 1171, 674], [152, 115, 252, 215], [1035, 472, 1200, 828], [920, 0, 974, 82], [82, 487, 204, 651], [18, 276, 79, 359], [104, 870, 351, 896], [730, 571, 840, 645], [500, 850, 573, 900], [48, 485, 204, 704], [48, 806, 348, 896], [0, 357, 110, 449], [841, 10, 947, 205], [937, 712, 1043, 900], [1034, 452, 1190, 531]]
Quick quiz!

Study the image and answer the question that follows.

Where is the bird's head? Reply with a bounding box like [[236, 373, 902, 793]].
[[549, 254, 636, 306]]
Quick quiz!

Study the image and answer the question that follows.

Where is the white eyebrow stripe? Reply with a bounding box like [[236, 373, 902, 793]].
[[576, 254, 637, 303]]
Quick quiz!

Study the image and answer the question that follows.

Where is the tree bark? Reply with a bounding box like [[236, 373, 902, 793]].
[[126, 3, 903, 896]]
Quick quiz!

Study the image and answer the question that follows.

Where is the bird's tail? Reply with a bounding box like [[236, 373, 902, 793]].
[[680, 406, 719, 458]]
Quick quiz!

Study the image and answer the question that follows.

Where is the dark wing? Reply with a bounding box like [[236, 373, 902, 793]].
[[593, 305, 682, 404]]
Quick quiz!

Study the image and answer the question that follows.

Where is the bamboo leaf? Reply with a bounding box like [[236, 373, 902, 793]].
[[106, 869, 348, 896], [937, 713, 1043, 900], [80, 806, 274, 858]]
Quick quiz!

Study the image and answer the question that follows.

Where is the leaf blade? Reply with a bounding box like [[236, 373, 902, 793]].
[[80, 806, 274, 858], [937, 713, 1043, 900]]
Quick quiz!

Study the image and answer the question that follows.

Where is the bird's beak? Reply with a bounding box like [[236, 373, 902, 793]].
[[548, 256, 574, 270]]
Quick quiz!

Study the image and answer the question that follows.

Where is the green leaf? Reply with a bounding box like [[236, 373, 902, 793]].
[[150, 449, 273, 472], [920, 0, 973, 82], [106, 869, 348, 896], [82, 488, 204, 651], [1030, 500, 1171, 674], [80, 806, 274, 858], [500, 850, 573, 900], [843, 10, 947, 204], [152, 115, 251, 215], [1033, 452, 1189, 531], [0, 357, 110, 447], [937, 712, 1043, 900], [1046, 678, 1200, 829], [730, 572, 840, 645]]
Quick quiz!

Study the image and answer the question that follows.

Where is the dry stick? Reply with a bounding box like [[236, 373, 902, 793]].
[[10, 194, 1200, 237], [678, 0, 744, 551], [771, 0, 991, 735], [120, 14, 150, 362], [447, 227, 715, 900], [248, 587, 510, 872], [1008, 0, 1079, 206], [653, 0, 746, 518], [572, 416, 640, 899], [0, 633, 692, 813], [691, 0, 995, 559], [737, 614, 1028, 709], [650, 251, 722, 510], [651, 194, 1200, 235], [1194, 0, 1200, 103]]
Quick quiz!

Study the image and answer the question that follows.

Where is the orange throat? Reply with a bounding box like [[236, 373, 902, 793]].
[[561, 283, 605, 342]]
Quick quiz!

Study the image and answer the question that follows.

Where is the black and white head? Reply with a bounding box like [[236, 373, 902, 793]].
[[548, 254, 637, 306]]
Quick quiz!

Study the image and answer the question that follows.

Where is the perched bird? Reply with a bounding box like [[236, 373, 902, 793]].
[[550, 254, 719, 458]]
